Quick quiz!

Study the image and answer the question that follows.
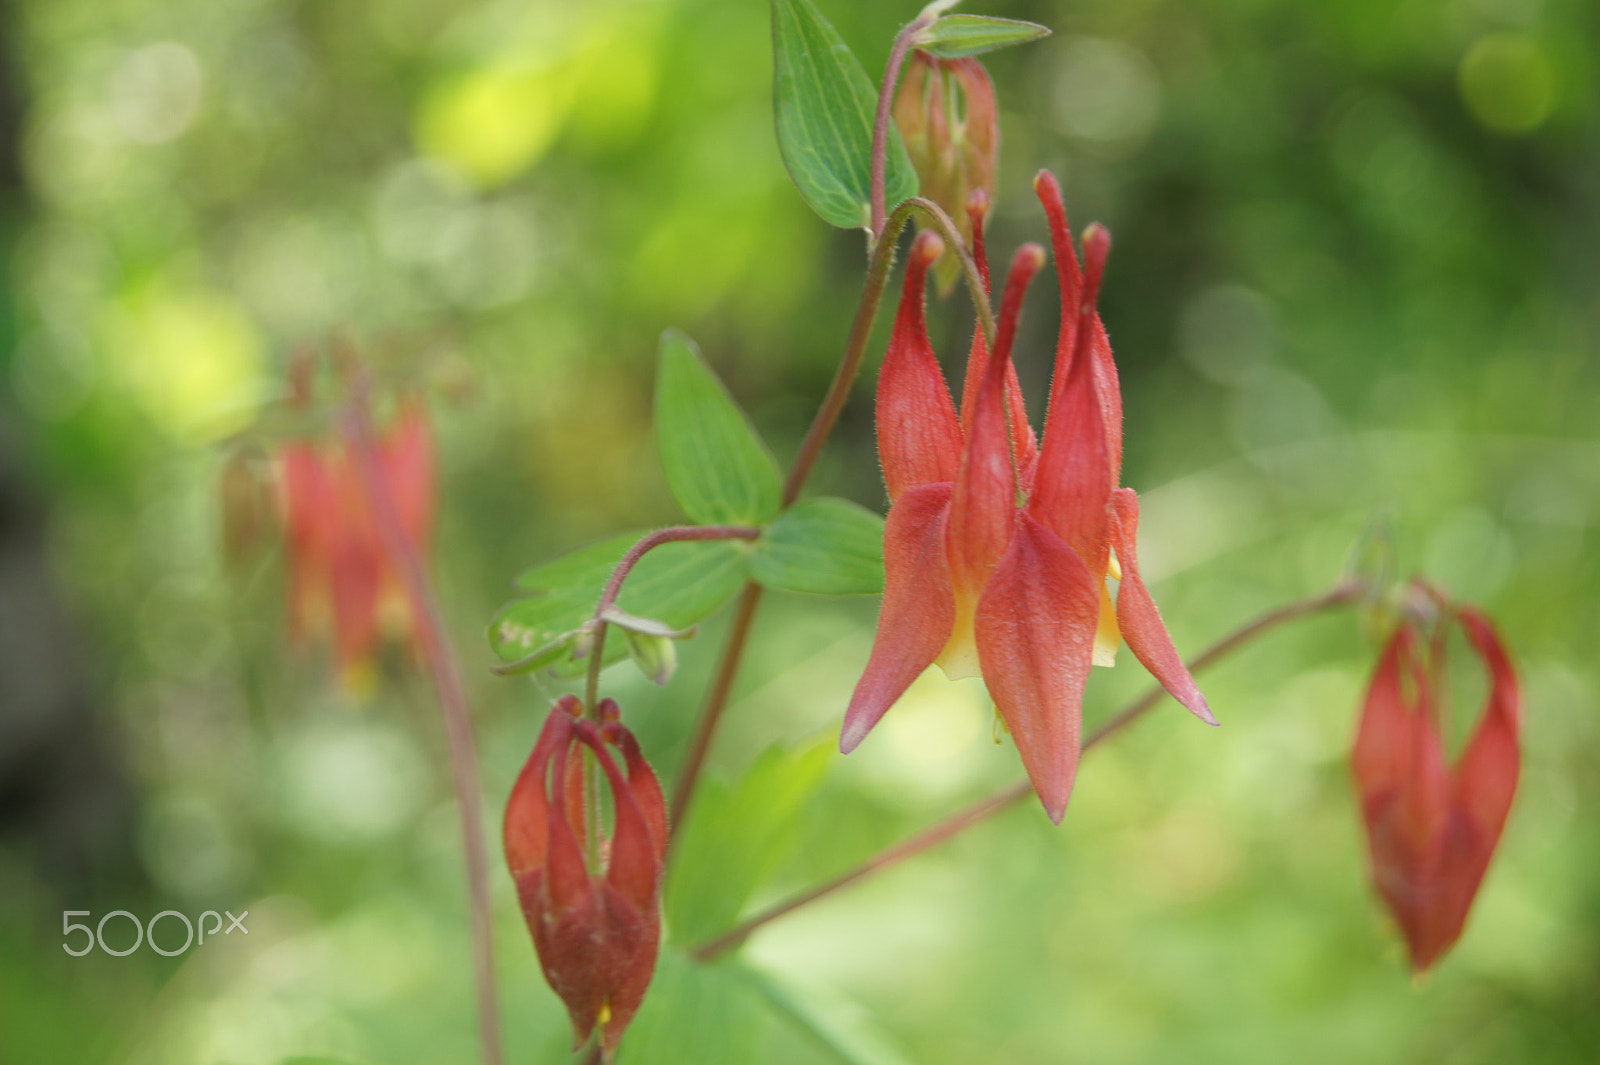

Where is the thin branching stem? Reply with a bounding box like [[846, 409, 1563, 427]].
[[689, 580, 1364, 961], [582, 524, 761, 714], [869, 15, 931, 240], [343, 379, 504, 1065]]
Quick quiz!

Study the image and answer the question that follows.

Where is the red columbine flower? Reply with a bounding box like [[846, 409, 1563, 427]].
[[504, 696, 667, 1057], [278, 398, 435, 682], [1352, 583, 1521, 973], [843, 170, 1215, 823]]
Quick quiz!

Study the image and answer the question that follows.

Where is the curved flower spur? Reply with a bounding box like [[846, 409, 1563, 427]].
[[503, 695, 668, 1057], [843, 170, 1216, 823]]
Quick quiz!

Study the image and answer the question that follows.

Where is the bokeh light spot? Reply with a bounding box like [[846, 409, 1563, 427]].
[[1458, 32, 1557, 135], [110, 41, 204, 144], [1049, 37, 1161, 155], [416, 63, 570, 187]]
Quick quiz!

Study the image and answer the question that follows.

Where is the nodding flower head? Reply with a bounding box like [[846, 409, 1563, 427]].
[[1352, 583, 1520, 973], [893, 50, 1000, 290], [504, 696, 668, 1057], [278, 397, 434, 686], [843, 170, 1215, 823]]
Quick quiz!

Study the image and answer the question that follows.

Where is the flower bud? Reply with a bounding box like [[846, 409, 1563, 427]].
[[893, 50, 999, 291], [1352, 583, 1520, 972], [504, 699, 668, 1056]]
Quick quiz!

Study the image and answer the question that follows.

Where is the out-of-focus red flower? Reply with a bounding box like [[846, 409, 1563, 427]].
[[844, 170, 1215, 823], [278, 399, 434, 682], [504, 696, 667, 1057], [893, 50, 999, 290], [1353, 585, 1521, 972]]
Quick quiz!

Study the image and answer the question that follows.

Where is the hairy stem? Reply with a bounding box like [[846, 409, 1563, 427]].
[[869, 16, 931, 240], [582, 524, 761, 714], [905, 195, 995, 350], [783, 202, 910, 507], [690, 581, 1363, 960], [344, 383, 503, 1065], [598, 524, 763, 616]]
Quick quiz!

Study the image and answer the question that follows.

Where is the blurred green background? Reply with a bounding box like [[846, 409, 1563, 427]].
[[1, 0, 1597, 1062]]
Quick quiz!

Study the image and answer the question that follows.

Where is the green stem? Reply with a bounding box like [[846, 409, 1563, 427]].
[[689, 580, 1363, 961]]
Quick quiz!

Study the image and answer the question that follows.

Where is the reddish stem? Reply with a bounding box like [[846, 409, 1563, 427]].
[[869, 19, 928, 241], [668, 580, 765, 844], [343, 381, 504, 1065], [583, 524, 761, 713]]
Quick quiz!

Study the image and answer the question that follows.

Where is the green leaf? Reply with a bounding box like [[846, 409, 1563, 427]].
[[743, 965, 917, 1065], [771, 0, 918, 229], [490, 531, 749, 676], [915, 14, 1051, 58], [751, 497, 885, 596], [666, 738, 833, 946], [656, 329, 783, 526], [613, 951, 766, 1065]]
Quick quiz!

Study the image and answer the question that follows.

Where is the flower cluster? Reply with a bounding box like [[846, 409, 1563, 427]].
[[1353, 582, 1521, 972], [504, 696, 668, 1056], [844, 170, 1215, 822]]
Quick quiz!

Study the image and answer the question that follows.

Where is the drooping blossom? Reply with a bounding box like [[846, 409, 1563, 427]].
[[1352, 583, 1520, 972], [893, 50, 999, 290], [278, 398, 434, 682], [504, 696, 668, 1057], [843, 170, 1215, 822]]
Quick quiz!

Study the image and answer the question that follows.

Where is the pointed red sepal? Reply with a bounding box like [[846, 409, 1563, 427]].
[[949, 244, 1044, 601], [1034, 174, 1122, 490], [958, 212, 1038, 486], [975, 515, 1101, 822], [605, 716, 669, 863], [1352, 593, 1521, 973], [1106, 489, 1216, 725], [1028, 218, 1111, 573], [878, 230, 963, 501], [842, 482, 956, 752]]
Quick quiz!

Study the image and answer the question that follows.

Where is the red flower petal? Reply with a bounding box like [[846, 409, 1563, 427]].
[[842, 482, 956, 753], [878, 230, 964, 500], [1451, 608, 1521, 850], [958, 205, 1038, 485], [975, 514, 1101, 823], [1425, 608, 1519, 971], [1035, 172, 1122, 490], [504, 697, 579, 879], [949, 244, 1044, 601], [1108, 489, 1216, 725], [608, 721, 669, 863]]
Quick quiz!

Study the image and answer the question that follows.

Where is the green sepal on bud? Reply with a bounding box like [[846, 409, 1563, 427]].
[[913, 14, 1050, 59], [625, 631, 678, 687], [599, 606, 694, 687]]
